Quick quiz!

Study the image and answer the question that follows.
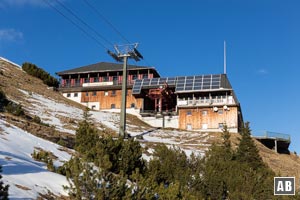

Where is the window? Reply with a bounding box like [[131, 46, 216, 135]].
[[67, 93, 71, 97], [111, 90, 116, 96], [131, 103, 135, 108], [86, 92, 89, 97], [104, 91, 108, 96], [111, 104, 116, 109], [92, 91, 97, 96], [202, 110, 208, 116], [103, 76, 109, 82], [202, 124, 208, 129], [187, 110, 192, 116], [186, 124, 192, 130], [219, 123, 224, 129], [74, 93, 78, 97]]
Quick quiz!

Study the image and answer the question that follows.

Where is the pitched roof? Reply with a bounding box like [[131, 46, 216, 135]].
[[56, 62, 156, 75]]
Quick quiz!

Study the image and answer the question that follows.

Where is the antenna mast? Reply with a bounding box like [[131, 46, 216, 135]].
[[224, 40, 227, 74]]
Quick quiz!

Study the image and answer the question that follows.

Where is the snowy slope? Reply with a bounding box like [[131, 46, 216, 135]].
[[0, 119, 71, 199], [18, 88, 212, 157], [19, 89, 122, 135]]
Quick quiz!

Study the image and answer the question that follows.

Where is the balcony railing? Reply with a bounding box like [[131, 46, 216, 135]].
[[60, 80, 135, 88], [252, 131, 291, 142], [177, 96, 235, 106]]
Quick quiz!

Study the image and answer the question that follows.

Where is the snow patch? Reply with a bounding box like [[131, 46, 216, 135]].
[[0, 119, 71, 199]]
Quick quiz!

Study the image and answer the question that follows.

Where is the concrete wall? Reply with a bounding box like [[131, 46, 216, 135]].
[[63, 92, 82, 103], [141, 115, 179, 129]]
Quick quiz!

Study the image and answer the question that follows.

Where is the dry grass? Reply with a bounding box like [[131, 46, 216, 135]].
[[126, 114, 152, 129], [3, 113, 75, 148], [0, 60, 85, 110], [38, 192, 71, 200], [15, 184, 31, 191], [255, 140, 300, 180]]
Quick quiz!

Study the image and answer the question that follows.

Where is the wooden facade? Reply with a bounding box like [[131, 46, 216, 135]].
[[178, 107, 238, 130], [80, 89, 143, 110]]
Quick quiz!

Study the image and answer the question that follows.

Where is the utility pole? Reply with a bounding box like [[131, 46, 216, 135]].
[[108, 43, 143, 138]]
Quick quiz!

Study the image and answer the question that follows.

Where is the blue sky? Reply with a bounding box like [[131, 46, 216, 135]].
[[1, 0, 300, 152]]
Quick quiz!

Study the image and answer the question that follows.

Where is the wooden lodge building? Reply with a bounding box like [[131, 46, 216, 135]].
[[56, 62, 243, 132]]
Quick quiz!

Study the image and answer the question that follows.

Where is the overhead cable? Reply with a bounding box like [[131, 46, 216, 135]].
[[54, 0, 113, 47], [82, 0, 131, 44], [43, 0, 109, 49]]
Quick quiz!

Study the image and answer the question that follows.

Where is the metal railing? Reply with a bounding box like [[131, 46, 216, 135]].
[[177, 96, 235, 106], [60, 80, 135, 88], [252, 131, 290, 142]]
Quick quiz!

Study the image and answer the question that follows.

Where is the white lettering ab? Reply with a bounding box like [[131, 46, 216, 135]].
[[277, 181, 292, 192]]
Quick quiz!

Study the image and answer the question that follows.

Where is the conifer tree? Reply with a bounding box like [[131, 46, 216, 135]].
[[201, 126, 234, 199], [147, 145, 190, 186], [232, 122, 274, 199], [74, 109, 98, 161], [0, 165, 9, 200], [236, 122, 264, 170]]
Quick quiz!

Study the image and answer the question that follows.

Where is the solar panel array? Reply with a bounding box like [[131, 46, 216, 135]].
[[132, 74, 222, 94], [132, 79, 143, 94], [176, 74, 221, 92]]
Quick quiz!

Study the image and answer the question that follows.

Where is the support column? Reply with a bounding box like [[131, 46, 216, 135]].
[[274, 139, 278, 153], [159, 97, 162, 113], [119, 56, 128, 138]]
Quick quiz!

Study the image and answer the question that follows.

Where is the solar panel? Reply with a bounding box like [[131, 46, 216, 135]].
[[175, 76, 186, 92], [142, 79, 150, 86], [150, 78, 159, 86], [166, 77, 176, 85], [132, 74, 223, 94], [174, 74, 222, 92], [132, 79, 142, 94]]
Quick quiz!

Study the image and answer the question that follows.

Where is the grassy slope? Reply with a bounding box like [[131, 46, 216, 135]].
[[0, 59, 84, 110]]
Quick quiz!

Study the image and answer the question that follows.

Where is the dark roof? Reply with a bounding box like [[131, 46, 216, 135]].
[[56, 62, 156, 75]]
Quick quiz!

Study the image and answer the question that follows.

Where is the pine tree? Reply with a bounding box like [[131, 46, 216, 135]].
[[117, 138, 145, 177], [74, 110, 98, 161], [0, 165, 9, 200], [147, 145, 190, 186], [232, 122, 275, 199], [236, 122, 265, 170]]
